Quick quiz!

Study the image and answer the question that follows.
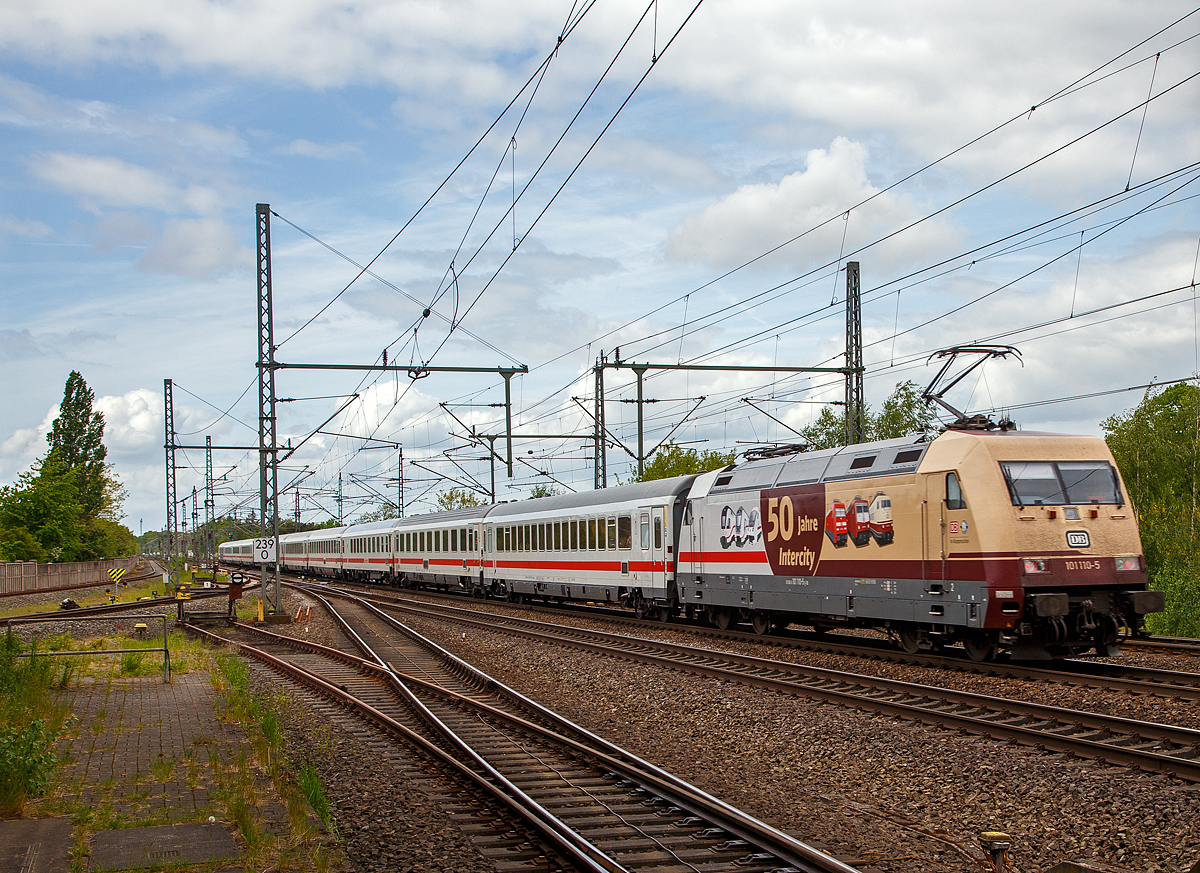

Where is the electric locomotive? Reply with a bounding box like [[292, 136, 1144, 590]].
[[679, 428, 1161, 659]]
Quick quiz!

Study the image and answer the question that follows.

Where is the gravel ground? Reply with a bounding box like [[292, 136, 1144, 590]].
[[29, 578, 1198, 873], [359, 590, 1200, 873], [243, 663, 497, 873]]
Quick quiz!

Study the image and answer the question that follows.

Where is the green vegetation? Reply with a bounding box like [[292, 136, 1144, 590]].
[[0, 371, 136, 562], [0, 631, 69, 814], [214, 653, 340, 860], [1103, 383, 1200, 637], [798, 380, 938, 451], [436, 487, 486, 510], [635, 443, 737, 482]]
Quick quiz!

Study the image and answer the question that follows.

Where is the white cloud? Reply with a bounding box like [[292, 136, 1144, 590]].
[[139, 217, 251, 279], [667, 137, 960, 273], [278, 139, 359, 160], [95, 388, 163, 455], [0, 405, 56, 478], [0, 214, 51, 238], [28, 151, 225, 214]]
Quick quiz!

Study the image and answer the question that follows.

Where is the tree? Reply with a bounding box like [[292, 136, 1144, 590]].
[[1102, 383, 1200, 636], [436, 488, 486, 511], [635, 443, 736, 482], [45, 371, 117, 521], [800, 381, 937, 450], [0, 372, 134, 562], [530, 484, 559, 499], [357, 505, 400, 523], [873, 381, 937, 440], [0, 458, 84, 562]]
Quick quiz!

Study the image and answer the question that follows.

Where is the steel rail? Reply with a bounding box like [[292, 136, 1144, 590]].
[[319, 578, 1200, 698], [187, 624, 618, 873], [330, 587, 1200, 784], [209, 600, 858, 873]]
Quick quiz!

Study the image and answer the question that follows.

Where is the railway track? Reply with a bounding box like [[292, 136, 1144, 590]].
[[1121, 635, 1200, 657], [194, 592, 860, 873], [312, 584, 1200, 785], [320, 581, 1200, 702], [0, 583, 255, 627]]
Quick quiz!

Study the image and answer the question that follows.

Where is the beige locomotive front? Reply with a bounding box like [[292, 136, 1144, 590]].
[[680, 429, 1156, 658]]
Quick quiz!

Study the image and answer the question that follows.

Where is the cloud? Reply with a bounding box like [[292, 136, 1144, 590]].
[[95, 388, 163, 456], [277, 139, 359, 160], [0, 214, 51, 239], [0, 405, 56, 479], [91, 212, 156, 251], [666, 137, 960, 273], [29, 151, 223, 215], [138, 217, 251, 279]]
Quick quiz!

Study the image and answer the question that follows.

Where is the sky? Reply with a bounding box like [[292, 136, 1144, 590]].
[[2, 0, 1199, 533]]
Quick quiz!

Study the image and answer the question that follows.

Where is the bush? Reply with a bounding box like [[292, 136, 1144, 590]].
[[0, 720, 56, 814], [1147, 564, 1200, 637]]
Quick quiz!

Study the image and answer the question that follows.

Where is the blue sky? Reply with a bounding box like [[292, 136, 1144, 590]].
[[2, 1, 1199, 532]]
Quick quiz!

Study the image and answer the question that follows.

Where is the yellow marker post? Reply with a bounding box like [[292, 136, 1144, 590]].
[[256, 599, 264, 623]]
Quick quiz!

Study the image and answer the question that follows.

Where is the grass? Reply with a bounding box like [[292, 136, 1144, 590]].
[[0, 630, 70, 815]]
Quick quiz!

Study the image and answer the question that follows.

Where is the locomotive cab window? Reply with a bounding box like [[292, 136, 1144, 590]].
[[946, 472, 967, 510], [1000, 460, 1122, 506]]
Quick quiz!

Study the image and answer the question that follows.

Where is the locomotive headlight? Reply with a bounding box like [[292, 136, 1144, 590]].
[[1114, 556, 1140, 571], [1022, 558, 1050, 574]]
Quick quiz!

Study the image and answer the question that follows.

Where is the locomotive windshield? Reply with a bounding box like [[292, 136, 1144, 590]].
[[1000, 460, 1123, 506]]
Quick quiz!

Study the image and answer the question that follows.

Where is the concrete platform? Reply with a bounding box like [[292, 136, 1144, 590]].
[[88, 822, 238, 871], [0, 817, 73, 873]]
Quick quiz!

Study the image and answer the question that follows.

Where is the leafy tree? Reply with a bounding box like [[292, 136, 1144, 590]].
[[0, 372, 134, 561], [45, 372, 113, 520], [0, 458, 84, 562], [635, 443, 736, 483], [530, 484, 559, 499], [873, 381, 937, 440], [436, 488, 486, 510], [357, 504, 400, 523], [800, 381, 938, 450], [1102, 383, 1200, 635]]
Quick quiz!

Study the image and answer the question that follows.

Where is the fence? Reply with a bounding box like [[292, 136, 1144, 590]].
[[1, 557, 140, 596]]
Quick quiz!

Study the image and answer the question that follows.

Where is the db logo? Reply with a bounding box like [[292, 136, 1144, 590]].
[[1066, 530, 1091, 549]]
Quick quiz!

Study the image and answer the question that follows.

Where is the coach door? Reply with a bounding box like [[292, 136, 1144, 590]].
[[640, 506, 667, 591]]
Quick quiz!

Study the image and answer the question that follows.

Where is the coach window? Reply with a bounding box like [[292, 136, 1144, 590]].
[[461, 528, 467, 551], [553, 522, 561, 551], [451, 529, 458, 552], [538, 524, 545, 551], [639, 514, 650, 549], [654, 516, 663, 549], [585, 518, 595, 550], [946, 473, 967, 510], [568, 520, 576, 550], [618, 516, 632, 550]]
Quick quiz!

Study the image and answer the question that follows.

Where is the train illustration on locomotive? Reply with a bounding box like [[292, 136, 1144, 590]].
[[220, 427, 1164, 661]]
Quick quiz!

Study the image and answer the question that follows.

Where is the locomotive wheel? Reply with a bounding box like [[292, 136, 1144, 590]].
[[898, 627, 921, 654], [658, 605, 674, 623], [712, 606, 734, 630], [963, 631, 995, 662], [750, 611, 772, 635]]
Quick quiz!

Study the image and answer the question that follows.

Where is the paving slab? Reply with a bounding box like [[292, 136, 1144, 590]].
[[88, 822, 238, 871], [0, 817, 73, 873]]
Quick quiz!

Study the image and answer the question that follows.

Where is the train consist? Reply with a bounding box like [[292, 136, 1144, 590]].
[[220, 428, 1163, 660]]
